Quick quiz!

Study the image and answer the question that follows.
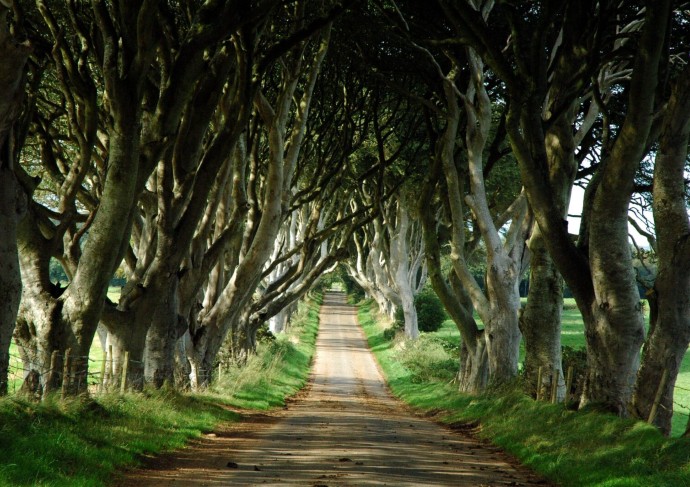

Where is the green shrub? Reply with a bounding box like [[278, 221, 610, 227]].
[[383, 319, 403, 341], [396, 335, 457, 383], [415, 288, 446, 332], [339, 267, 366, 302], [393, 289, 447, 334]]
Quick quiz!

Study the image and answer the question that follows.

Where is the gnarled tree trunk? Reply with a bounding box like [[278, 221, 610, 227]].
[[632, 65, 690, 434], [0, 4, 30, 395]]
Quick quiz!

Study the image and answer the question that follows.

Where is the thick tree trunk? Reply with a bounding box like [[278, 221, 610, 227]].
[[0, 5, 30, 395], [14, 213, 73, 395], [0, 168, 24, 395], [144, 276, 184, 388], [580, 214, 645, 413], [632, 67, 690, 434], [484, 257, 523, 382], [457, 333, 488, 393], [269, 309, 288, 334], [519, 90, 577, 401], [520, 233, 564, 399], [399, 289, 418, 339], [389, 206, 421, 339], [101, 307, 148, 391]]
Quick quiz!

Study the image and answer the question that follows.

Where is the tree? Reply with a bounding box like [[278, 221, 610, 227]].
[[632, 62, 690, 434], [440, 0, 672, 413], [0, 1, 30, 395], [186, 10, 334, 388]]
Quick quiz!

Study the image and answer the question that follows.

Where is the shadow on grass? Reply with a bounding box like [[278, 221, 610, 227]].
[[356, 297, 690, 487]]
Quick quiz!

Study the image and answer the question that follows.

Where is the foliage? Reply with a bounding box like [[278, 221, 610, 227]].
[[255, 322, 276, 343], [394, 287, 446, 333], [337, 265, 366, 302], [358, 300, 690, 487], [49, 258, 67, 285], [395, 335, 457, 383], [414, 287, 446, 332]]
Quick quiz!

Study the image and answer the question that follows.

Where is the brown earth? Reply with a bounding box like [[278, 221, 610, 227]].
[[113, 291, 553, 486]]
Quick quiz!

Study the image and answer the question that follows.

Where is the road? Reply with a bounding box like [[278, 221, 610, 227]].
[[116, 291, 549, 486]]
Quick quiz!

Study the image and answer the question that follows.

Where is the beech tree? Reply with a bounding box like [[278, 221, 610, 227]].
[[13, 0, 161, 394], [632, 62, 690, 434], [186, 13, 334, 388], [438, 0, 672, 413], [0, 1, 30, 395]]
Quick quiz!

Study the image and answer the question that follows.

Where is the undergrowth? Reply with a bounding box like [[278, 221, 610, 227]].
[[357, 298, 690, 487], [0, 293, 321, 487]]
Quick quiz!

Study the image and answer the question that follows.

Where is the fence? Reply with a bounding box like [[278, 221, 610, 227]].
[[5, 343, 214, 397], [534, 365, 690, 434]]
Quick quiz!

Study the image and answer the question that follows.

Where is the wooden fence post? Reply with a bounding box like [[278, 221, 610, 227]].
[[648, 369, 669, 424], [565, 366, 574, 404], [44, 350, 59, 396], [536, 366, 543, 401], [61, 348, 71, 399], [120, 351, 129, 395], [99, 349, 107, 393]]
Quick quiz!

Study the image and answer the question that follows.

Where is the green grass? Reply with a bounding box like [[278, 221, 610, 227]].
[[0, 293, 321, 487], [432, 298, 690, 437], [210, 294, 322, 409], [358, 298, 690, 487]]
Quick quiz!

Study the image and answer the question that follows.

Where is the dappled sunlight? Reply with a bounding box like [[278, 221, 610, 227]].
[[120, 291, 547, 486]]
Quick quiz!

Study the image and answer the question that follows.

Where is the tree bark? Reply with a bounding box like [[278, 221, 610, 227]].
[[0, 168, 23, 395], [520, 231, 564, 399], [189, 24, 333, 389], [0, 4, 30, 395], [463, 0, 672, 413], [632, 65, 690, 434]]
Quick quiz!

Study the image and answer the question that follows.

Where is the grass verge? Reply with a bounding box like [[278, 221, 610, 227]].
[[0, 294, 321, 487], [357, 298, 690, 487]]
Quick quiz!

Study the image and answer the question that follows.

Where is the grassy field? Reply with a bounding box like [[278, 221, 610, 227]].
[[358, 299, 690, 487], [433, 297, 690, 437], [0, 294, 321, 487]]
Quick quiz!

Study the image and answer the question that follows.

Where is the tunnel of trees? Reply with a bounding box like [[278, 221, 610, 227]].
[[1, 0, 689, 436]]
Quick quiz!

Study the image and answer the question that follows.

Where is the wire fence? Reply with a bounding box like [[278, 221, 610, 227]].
[[532, 365, 690, 437], [6, 343, 690, 436], [4, 342, 214, 397]]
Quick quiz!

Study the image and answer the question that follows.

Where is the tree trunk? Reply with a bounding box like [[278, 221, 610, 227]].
[[269, 309, 288, 334], [520, 233, 564, 400], [632, 66, 690, 434], [399, 290, 418, 339], [0, 168, 24, 395], [519, 84, 578, 401], [457, 332, 488, 393], [484, 256, 523, 383], [144, 276, 184, 388], [101, 307, 149, 391], [0, 5, 30, 395], [14, 213, 73, 395]]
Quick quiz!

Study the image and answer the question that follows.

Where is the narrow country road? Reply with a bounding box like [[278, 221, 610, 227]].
[[116, 291, 550, 486]]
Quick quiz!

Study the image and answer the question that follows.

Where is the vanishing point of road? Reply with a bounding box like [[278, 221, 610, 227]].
[[116, 291, 550, 486]]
